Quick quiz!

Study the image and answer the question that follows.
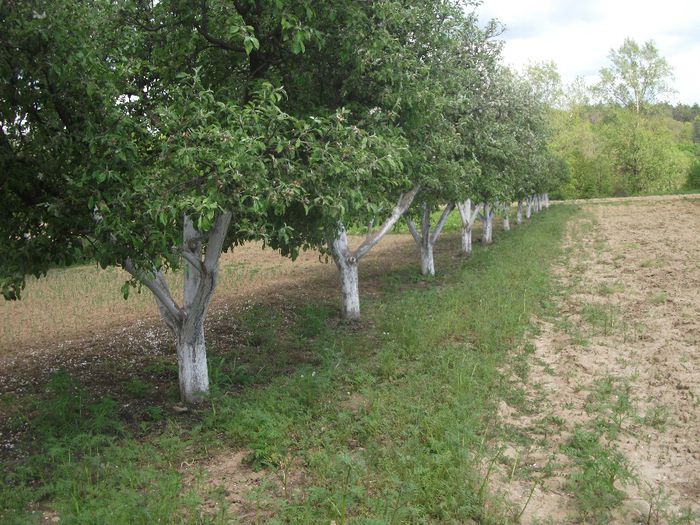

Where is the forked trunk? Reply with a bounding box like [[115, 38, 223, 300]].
[[406, 202, 453, 277], [457, 199, 481, 256], [516, 200, 523, 225], [125, 212, 232, 404], [328, 186, 421, 320]]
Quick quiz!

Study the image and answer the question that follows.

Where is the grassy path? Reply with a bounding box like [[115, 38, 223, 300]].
[[1, 206, 575, 524]]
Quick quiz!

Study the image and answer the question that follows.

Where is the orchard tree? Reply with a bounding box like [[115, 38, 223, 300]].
[[274, 1, 489, 309], [0, 0, 404, 402], [403, 9, 499, 276], [463, 68, 532, 244], [595, 38, 675, 113]]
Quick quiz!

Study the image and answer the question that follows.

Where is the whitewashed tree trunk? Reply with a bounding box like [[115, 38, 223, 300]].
[[481, 202, 494, 245], [544, 193, 549, 208], [124, 211, 232, 404], [331, 227, 361, 320], [176, 322, 208, 403], [406, 201, 454, 277], [330, 186, 420, 320], [526, 197, 533, 219], [420, 242, 434, 276], [456, 199, 481, 256], [516, 200, 523, 225], [502, 203, 510, 231]]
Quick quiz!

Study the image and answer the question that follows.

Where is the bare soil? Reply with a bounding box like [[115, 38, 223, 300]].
[[502, 197, 700, 524]]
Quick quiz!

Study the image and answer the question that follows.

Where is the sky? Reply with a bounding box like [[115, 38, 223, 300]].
[[472, 0, 700, 105]]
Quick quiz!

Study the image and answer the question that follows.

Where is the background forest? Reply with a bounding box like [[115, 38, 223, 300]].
[[534, 39, 700, 199]]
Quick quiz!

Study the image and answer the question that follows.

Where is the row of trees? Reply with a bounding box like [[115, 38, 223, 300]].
[[530, 39, 699, 198], [1, 1, 562, 403]]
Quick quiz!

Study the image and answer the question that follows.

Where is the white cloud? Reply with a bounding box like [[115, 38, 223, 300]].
[[474, 0, 700, 104]]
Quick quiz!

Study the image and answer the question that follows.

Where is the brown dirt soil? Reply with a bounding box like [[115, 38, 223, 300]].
[[501, 197, 700, 524], [182, 449, 307, 521]]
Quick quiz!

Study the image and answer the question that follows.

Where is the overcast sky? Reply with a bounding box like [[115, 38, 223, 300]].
[[473, 0, 700, 105]]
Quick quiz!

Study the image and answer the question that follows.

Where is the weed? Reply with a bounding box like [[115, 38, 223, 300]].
[[650, 291, 669, 304], [640, 257, 666, 269], [640, 404, 669, 432], [563, 428, 634, 524], [582, 303, 626, 337], [123, 377, 151, 398], [585, 375, 637, 438]]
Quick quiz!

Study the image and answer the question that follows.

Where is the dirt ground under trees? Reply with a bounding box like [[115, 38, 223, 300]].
[[501, 197, 700, 524]]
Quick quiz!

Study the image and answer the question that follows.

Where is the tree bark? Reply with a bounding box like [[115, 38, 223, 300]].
[[457, 199, 481, 256], [331, 227, 361, 320], [502, 203, 510, 231], [420, 241, 434, 276], [481, 202, 494, 244], [176, 320, 209, 404], [516, 200, 523, 225], [526, 197, 533, 219]]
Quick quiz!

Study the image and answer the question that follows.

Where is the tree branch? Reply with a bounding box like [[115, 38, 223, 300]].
[[180, 249, 205, 274], [353, 185, 421, 261], [123, 258, 183, 326], [196, 1, 246, 53], [203, 210, 233, 272], [431, 203, 455, 244], [405, 217, 421, 244]]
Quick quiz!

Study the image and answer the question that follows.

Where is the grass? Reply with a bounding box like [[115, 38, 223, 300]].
[[0, 206, 576, 524], [650, 291, 670, 305]]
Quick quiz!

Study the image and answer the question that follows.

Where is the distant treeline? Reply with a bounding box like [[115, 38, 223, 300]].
[[550, 102, 700, 199]]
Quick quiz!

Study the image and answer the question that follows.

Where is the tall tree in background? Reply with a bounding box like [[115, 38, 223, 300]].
[[595, 38, 674, 113]]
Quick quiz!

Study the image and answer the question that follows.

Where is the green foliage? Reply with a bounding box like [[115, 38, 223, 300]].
[[595, 38, 674, 113], [547, 42, 697, 199], [685, 161, 700, 190]]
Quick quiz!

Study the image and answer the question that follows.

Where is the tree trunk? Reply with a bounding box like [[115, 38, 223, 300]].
[[176, 321, 209, 404], [516, 200, 523, 225], [420, 241, 434, 276], [338, 259, 360, 320], [331, 227, 361, 320], [328, 186, 421, 321], [544, 193, 549, 208], [526, 198, 533, 219], [461, 225, 472, 254], [406, 201, 452, 277], [502, 203, 510, 231], [125, 212, 232, 404], [457, 199, 480, 256], [481, 203, 494, 245]]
